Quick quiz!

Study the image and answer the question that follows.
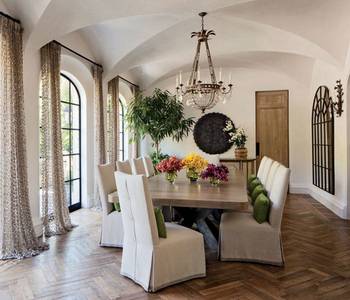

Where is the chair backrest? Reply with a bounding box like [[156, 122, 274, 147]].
[[116, 160, 132, 174], [269, 164, 290, 229], [115, 172, 159, 247], [97, 163, 115, 215], [265, 161, 280, 194], [143, 156, 155, 177], [257, 156, 268, 179], [132, 157, 147, 175], [260, 157, 273, 185]]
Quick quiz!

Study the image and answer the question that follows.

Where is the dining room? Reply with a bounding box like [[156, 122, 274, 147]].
[[1, 1, 350, 299]]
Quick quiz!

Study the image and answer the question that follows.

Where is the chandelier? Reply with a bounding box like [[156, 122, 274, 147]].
[[176, 12, 233, 113]]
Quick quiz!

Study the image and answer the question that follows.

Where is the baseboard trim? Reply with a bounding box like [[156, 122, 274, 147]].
[[290, 184, 347, 219]]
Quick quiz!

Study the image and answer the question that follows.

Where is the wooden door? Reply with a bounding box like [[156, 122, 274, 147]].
[[256, 90, 289, 169]]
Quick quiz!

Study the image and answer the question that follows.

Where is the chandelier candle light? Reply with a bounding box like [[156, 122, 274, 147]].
[[176, 12, 233, 113]]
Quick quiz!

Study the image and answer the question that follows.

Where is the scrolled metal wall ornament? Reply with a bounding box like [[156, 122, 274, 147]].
[[333, 79, 344, 117]]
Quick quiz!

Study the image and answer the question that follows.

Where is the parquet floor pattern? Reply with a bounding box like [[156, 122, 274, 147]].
[[1, 194, 350, 300]]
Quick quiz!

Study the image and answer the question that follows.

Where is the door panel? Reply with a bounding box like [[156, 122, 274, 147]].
[[256, 90, 289, 169]]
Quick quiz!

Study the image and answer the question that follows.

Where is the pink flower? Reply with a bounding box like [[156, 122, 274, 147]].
[[200, 164, 229, 181], [156, 156, 183, 173]]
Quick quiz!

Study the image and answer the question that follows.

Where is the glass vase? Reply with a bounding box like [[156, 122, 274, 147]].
[[209, 177, 220, 186], [165, 172, 177, 184], [186, 168, 199, 182]]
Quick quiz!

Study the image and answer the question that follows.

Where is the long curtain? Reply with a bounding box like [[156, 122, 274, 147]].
[[92, 65, 106, 207], [107, 76, 119, 164], [40, 42, 74, 236], [0, 16, 47, 259]]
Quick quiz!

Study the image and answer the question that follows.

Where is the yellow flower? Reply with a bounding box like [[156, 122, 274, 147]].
[[182, 152, 208, 172]]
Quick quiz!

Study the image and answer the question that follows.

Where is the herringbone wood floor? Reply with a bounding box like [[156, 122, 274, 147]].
[[1, 194, 350, 300]]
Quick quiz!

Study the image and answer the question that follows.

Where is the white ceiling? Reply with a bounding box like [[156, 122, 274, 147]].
[[2, 0, 350, 88]]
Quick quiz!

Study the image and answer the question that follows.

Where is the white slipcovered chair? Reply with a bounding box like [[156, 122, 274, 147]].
[[265, 161, 280, 194], [258, 156, 273, 186], [116, 160, 132, 174], [143, 156, 155, 177], [97, 163, 123, 247], [219, 164, 290, 265], [132, 157, 146, 175], [115, 171, 206, 292]]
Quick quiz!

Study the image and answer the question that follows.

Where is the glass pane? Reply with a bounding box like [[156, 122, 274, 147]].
[[71, 180, 80, 205], [71, 155, 80, 180], [60, 76, 70, 102], [63, 156, 70, 181], [119, 150, 124, 161], [71, 105, 80, 129], [62, 129, 71, 154], [71, 85, 79, 104], [64, 182, 71, 207], [61, 102, 70, 128], [72, 131, 80, 154]]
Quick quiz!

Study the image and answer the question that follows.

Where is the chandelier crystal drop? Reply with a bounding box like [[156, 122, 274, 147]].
[[176, 12, 233, 113]]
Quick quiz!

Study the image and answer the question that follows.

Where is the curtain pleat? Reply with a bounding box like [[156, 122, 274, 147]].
[[107, 76, 119, 164], [40, 42, 74, 236], [131, 85, 140, 159], [92, 65, 106, 208], [0, 16, 47, 259]]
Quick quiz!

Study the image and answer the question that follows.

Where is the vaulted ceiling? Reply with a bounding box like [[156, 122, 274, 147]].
[[2, 0, 350, 89]]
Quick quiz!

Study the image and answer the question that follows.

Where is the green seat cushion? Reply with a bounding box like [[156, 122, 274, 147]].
[[113, 202, 121, 212], [253, 193, 271, 224], [248, 174, 257, 184], [251, 184, 268, 205], [248, 178, 261, 195], [154, 207, 167, 238]]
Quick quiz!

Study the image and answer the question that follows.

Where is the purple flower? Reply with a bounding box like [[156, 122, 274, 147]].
[[200, 164, 229, 182]]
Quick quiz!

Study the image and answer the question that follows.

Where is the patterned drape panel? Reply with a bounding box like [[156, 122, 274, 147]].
[[0, 16, 47, 259], [92, 65, 106, 208], [40, 42, 74, 236], [107, 76, 119, 164]]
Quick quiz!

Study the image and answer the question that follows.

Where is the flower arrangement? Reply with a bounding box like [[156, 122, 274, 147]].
[[156, 156, 183, 183], [201, 164, 229, 186], [223, 121, 247, 149], [182, 153, 208, 182]]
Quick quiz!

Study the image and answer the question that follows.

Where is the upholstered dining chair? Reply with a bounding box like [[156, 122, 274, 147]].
[[116, 160, 132, 174], [258, 156, 273, 186], [115, 171, 206, 292], [219, 163, 290, 265], [143, 156, 155, 177], [265, 161, 280, 194], [132, 157, 147, 175], [97, 163, 123, 247]]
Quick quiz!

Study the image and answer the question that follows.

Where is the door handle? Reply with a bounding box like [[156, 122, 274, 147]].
[[256, 142, 260, 156]]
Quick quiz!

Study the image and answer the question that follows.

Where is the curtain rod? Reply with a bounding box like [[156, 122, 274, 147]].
[[118, 75, 139, 88], [0, 11, 21, 24], [53, 40, 103, 69]]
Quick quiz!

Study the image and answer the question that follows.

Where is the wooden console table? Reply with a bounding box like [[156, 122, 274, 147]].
[[220, 157, 257, 182]]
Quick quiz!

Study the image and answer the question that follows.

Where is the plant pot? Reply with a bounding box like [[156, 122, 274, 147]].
[[165, 172, 177, 184], [186, 169, 199, 183], [235, 147, 248, 159], [209, 177, 221, 186]]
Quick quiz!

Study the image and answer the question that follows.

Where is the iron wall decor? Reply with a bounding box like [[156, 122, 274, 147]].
[[333, 80, 344, 117], [311, 86, 335, 195], [193, 112, 234, 154]]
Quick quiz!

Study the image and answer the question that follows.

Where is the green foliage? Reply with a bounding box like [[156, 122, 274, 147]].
[[150, 151, 169, 167], [126, 88, 195, 157]]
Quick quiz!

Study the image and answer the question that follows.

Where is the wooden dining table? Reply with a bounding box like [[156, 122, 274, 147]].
[[148, 168, 248, 210]]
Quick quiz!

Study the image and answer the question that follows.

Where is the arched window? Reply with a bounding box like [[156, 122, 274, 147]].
[[119, 99, 126, 160], [60, 74, 82, 211], [312, 86, 335, 194], [40, 74, 82, 212], [106, 96, 127, 161]]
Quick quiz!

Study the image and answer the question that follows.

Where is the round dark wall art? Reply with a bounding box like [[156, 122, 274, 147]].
[[193, 112, 235, 154]]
